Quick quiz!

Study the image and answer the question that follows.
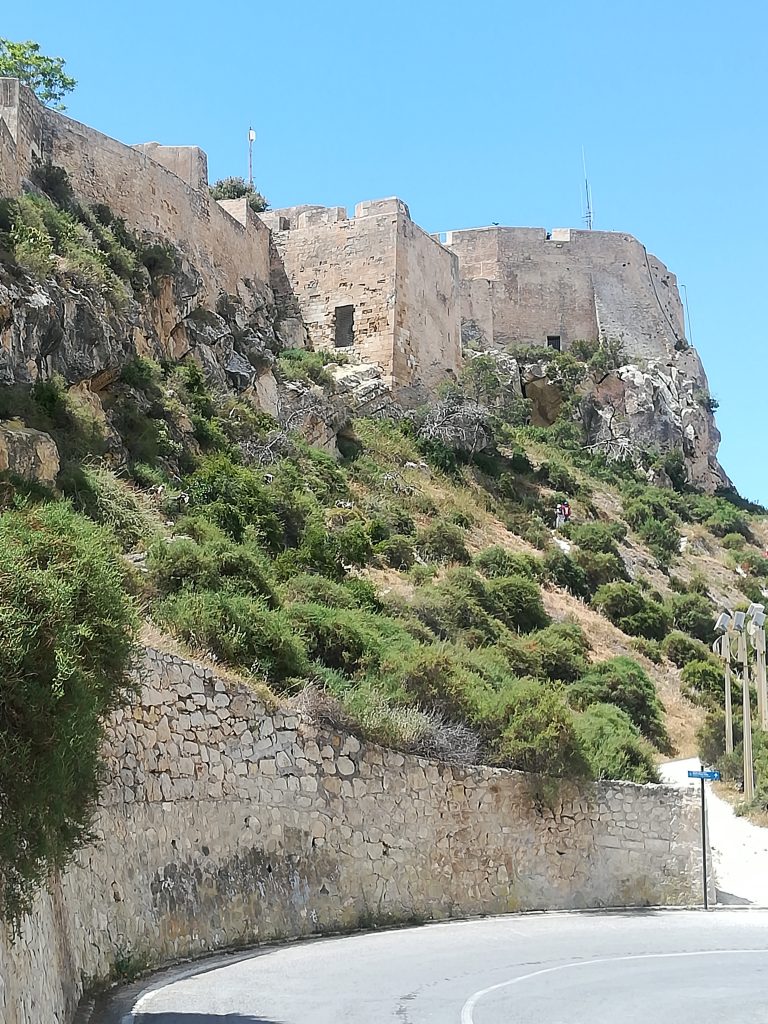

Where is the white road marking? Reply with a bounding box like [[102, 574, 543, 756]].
[[460, 948, 768, 1023]]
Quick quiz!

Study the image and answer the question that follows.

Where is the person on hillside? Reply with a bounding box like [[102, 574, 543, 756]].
[[562, 500, 572, 523], [555, 503, 565, 529]]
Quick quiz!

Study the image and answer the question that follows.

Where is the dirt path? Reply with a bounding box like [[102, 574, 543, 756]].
[[660, 757, 768, 906]]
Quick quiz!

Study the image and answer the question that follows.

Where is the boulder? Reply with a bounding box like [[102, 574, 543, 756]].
[[417, 398, 494, 456], [0, 424, 60, 486]]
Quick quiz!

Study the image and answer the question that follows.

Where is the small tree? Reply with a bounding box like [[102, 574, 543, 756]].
[[209, 175, 269, 213], [0, 38, 76, 109]]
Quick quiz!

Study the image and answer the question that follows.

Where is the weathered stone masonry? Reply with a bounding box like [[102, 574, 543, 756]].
[[261, 198, 462, 403], [444, 225, 689, 362], [0, 647, 704, 1024]]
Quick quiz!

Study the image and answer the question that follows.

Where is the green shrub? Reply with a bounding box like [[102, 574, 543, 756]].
[[537, 458, 579, 493], [277, 349, 333, 388], [377, 535, 416, 569], [566, 520, 626, 553], [187, 454, 284, 546], [568, 656, 669, 749], [666, 591, 715, 643], [75, 465, 161, 548], [623, 490, 682, 567], [282, 573, 358, 609], [155, 590, 307, 683], [543, 549, 591, 598], [702, 501, 750, 538], [572, 548, 627, 591], [415, 519, 471, 564], [474, 546, 542, 579], [662, 630, 712, 667], [592, 582, 671, 641], [491, 680, 591, 779], [0, 502, 136, 926], [525, 622, 589, 682], [367, 508, 416, 542], [335, 522, 373, 567], [485, 575, 550, 634], [628, 637, 663, 664], [680, 659, 727, 706], [574, 704, 659, 783], [721, 532, 747, 551], [412, 577, 502, 646]]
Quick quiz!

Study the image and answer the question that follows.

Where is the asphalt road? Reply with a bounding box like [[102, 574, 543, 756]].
[[128, 910, 768, 1024]]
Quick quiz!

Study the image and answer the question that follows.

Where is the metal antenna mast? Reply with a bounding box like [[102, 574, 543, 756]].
[[582, 147, 594, 230], [248, 127, 256, 188]]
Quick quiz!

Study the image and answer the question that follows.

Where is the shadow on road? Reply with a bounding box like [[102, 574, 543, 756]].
[[717, 889, 753, 906], [136, 1015, 285, 1023]]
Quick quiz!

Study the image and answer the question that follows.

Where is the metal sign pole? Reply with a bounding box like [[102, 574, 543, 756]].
[[700, 777, 708, 910], [688, 769, 720, 909]]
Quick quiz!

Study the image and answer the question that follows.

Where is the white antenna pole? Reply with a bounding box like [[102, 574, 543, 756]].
[[582, 146, 593, 230], [248, 127, 256, 188]]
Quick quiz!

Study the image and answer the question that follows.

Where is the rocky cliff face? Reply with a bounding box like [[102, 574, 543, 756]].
[[580, 359, 730, 492], [469, 347, 730, 494]]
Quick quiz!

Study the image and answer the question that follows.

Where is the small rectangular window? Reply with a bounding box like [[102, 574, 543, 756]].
[[334, 305, 355, 348], [547, 335, 561, 351]]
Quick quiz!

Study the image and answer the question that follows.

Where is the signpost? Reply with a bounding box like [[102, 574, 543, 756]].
[[688, 768, 720, 910]]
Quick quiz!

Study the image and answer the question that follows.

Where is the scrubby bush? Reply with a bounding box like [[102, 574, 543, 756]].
[[335, 522, 373, 567], [629, 637, 663, 664], [74, 465, 161, 548], [543, 550, 590, 598], [721, 532, 747, 551], [592, 582, 671, 641], [662, 630, 712, 668], [666, 591, 715, 643], [574, 703, 659, 783], [288, 603, 408, 675], [377, 535, 416, 569], [485, 575, 550, 633], [568, 656, 669, 749], [623, 490, 682, 568], [415, 519, 471, 564], [154, 590, 308, 683], [474, 545, 542, 580], [525, 622, 589, 683], [0, 503, 136, 925], [566, 520, 626, 553], [680, 659, 727, 706], [491, 680, 591, 778], [572, 548, 627, 591], [277, 349, 333, 388]]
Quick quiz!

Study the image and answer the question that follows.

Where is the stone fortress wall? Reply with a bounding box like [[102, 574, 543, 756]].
[[444, 225, 688, 363], [0, 647, 705, 1024], [0, 79, 270, 303], [261, 197, 462, 401]]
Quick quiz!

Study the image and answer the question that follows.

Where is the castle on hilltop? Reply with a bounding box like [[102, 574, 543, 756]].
[[0, 76, 727, 493], [0, 77, 700, 400]]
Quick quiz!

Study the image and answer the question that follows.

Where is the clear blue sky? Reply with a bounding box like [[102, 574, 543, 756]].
[[5, 1, 766, 503]]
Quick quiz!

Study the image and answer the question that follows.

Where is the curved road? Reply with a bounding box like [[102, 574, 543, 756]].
[[129, 910, 768, 1024]]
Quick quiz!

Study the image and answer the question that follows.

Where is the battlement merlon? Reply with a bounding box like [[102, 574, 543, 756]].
[[0, 78, 270, 300]]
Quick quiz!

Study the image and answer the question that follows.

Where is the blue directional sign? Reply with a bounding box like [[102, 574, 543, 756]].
[[688, 769, 721, 781]]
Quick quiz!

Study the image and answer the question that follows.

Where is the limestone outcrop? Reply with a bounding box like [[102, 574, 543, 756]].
[[0, 422, 59, 485], [580, 361, 731, 492]]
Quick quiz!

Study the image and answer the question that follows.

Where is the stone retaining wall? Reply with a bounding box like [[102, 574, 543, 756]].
[[0, 647, 704, 1023]]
